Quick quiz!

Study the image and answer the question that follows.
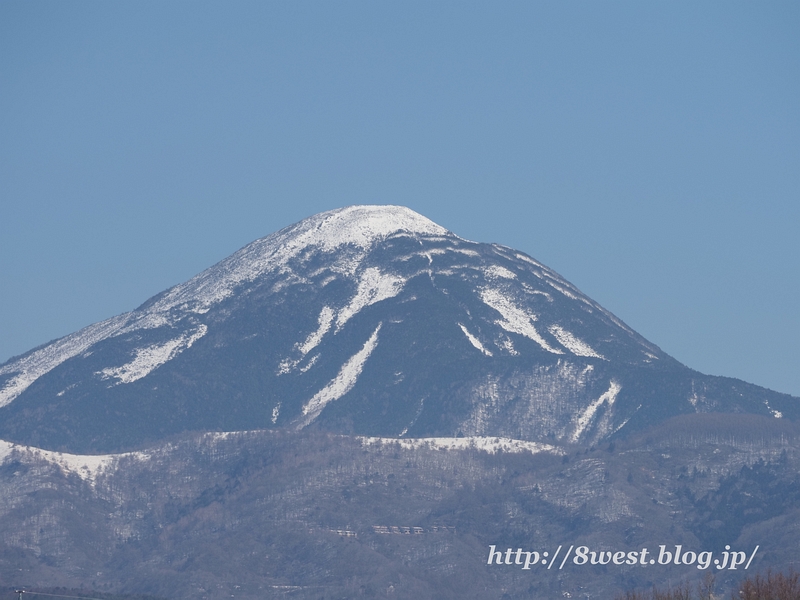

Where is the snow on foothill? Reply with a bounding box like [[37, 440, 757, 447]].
[[0, 439, 148, 485]]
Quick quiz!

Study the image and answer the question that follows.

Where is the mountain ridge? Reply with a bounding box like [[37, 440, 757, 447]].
[[0, 205, 796, 453]]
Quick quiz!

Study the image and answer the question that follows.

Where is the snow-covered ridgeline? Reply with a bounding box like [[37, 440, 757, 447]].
[[299, 323, 383, 427], [508, 250, 658, 354], [359, 436, 562, 456], [0, 432, 559, 486], [0, 314, 130, 408], [0, 308, 216, 404], [0, 439, 148, 484]]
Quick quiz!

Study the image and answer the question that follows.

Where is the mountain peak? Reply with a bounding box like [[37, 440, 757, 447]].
[[282, 205, 452, 252], [152, 205, 451, 312]]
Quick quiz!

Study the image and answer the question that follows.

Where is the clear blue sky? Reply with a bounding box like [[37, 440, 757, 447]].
[[2, 2, 799, 396]]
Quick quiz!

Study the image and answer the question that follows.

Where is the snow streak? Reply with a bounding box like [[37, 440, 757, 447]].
[[549, 325, 604, 359], [336, 268, 405, 330], [279, 306, 335, 375], [458, 323, 493, 356], [300, 306, 335, 355], [479, 288, 563, 354], [98, 325, 207, 385], [299, 323, 382, 427], [571, 381, 621, 443]]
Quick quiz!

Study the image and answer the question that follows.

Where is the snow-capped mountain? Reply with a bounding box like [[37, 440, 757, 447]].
[[0, 205, 796, 452]]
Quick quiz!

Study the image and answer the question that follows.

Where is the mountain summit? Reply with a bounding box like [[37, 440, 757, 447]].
[[0, 206, 795, 452]]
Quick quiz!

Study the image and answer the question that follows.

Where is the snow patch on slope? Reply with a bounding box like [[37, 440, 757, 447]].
[[279, 307, 335, 374], [484, 265, 516, 279], [454, 248, 480, 257], [764, 399, 783, 419], [497, 336, 519, 356], [299, 323, 382, 427], [97, 325, 208, 385], [549, 325, 604, 359], [515, 253, 545, 269], [300, 307, 335, 354], [458, 323, 493, 356], [480, 288, 563, 354], [571, 381, 621, 443], [336, 268, 405, 330]]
